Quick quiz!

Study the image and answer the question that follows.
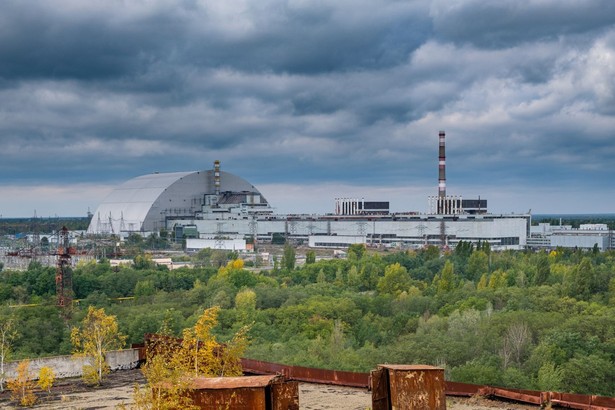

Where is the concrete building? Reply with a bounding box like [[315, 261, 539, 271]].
[[169, 209, 528, 250], [308, 235, 367, 249], [528, 223, 614, 251], [186, 238, 247, 252]]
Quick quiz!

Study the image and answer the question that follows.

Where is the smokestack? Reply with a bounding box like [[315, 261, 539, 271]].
[[214, 160, 221, 196], [438, 131, 446, 198]]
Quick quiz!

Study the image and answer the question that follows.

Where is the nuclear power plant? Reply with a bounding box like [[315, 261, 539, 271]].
[[87, 132, 530, 250]]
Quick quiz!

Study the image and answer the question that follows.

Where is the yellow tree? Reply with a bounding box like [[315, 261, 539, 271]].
[[133, 307, 250, 409], [235, 288, 257, 324], [218, 323, 251, 377], [37, 366, 55, 394], [134, 336, 197, 410], [71, 306, 126, 385], [7, 360, 36, 407], [180, 306, 221, 377]]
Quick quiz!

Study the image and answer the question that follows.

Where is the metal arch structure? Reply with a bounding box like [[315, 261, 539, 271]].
[[87, 167, 269, 235]]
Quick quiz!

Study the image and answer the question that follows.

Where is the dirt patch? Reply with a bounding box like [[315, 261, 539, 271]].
[[0, 370, 540, 409], [300, 383, 372, 410], [0, 369, 145, 410]]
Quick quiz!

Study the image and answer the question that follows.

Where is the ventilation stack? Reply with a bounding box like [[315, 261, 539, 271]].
[[214, 160, 221, 196], [437, 131, 446, 214]]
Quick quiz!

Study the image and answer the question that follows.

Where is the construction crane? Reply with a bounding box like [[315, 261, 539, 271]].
[[56, 226, 73, 317]]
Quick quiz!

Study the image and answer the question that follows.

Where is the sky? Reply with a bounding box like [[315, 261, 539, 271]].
[[0, 0, 614, 217]]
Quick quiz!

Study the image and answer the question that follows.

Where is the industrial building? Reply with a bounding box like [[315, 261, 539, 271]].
[[87, 132, 531, 250], [527, 223, 614, 251]]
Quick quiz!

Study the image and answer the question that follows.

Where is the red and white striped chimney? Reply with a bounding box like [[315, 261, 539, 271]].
[[214, 160, 221, 196], [438, 131, 446, 199]]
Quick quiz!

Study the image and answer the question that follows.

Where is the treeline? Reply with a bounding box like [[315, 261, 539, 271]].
[[1, 244, 615, 396], [532, 214, 615, 229], [0, 217, 91, 236]]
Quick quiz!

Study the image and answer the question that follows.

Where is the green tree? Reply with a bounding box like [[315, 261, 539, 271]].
[[467, 250, 488, 281], [488, 269, 508, 290], [537, 362, 562, 391], [134, 280, 155, 298], [281, 244, 296, 271], [561, 354, 615, 396], [451, 358, 502, 386], [455, 240, 473, 256], [533, 254, 551, 285], [347, 265, 361, 289], [421, 245, 440, 261], [566, 257, 597, 301], [377, 263, 411, 296], [133, 254, 155, 270], [433, 260, 456, 293], [348, 244, 366, 260], [235, 288, 257, 324], [305, 250, 316, 264]]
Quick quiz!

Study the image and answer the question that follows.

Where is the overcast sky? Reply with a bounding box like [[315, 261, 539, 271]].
[[1, 0, 614, 217]]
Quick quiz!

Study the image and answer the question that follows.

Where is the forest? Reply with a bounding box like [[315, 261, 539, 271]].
[[0, 242, 614, 396]]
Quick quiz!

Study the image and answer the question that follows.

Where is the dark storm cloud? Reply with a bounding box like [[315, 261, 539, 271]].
[[430, 0, 615, 48], [0, 0, 614, 216], [0, 0, 429, 80]]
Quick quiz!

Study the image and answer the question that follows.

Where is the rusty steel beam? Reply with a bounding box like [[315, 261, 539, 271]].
[[548, 392, 615, 410], [241, 358, 369, 388], [549, 400, 610, 410], [444, 381, 480, 397], [488, 387, 543, 405]]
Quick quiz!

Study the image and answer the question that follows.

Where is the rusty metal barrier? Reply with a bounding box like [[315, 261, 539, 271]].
[[240, 358, 615, 409], [479, 386, 542, 405], [240, 358, 369, 388], [444, 381, 480, 397], [547, 392, 615, 410], [137, 336, 615, 409]]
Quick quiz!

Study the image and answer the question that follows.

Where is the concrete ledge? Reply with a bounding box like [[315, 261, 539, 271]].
[[2, 348, 140, 380]]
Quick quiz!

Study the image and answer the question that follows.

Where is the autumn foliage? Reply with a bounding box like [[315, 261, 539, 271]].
[[7, 360, 36, 407], [37, 366, 55, 394], [71, 306, 127, 385], [131, 306, 250, 409]]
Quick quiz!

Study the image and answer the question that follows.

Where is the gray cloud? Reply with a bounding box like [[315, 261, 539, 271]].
[[0, 0, 614, 216], [430, 0, 615, 48]]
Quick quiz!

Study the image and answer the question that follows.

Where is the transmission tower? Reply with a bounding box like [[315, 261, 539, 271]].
[[56, 226, 73, 315], [440, 220, 447, 249], [31, 210, 40, 261]]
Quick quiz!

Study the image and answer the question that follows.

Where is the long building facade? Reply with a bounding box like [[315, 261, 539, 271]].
[[171, 212, 529, 250], [87, 160, 530, 250]]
